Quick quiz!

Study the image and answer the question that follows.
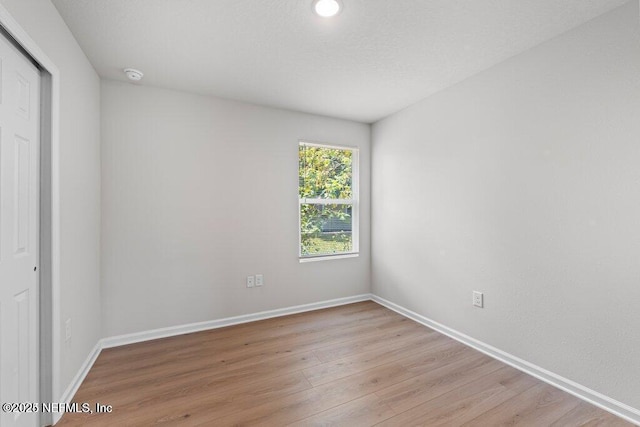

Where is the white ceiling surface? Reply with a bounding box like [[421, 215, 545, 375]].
[[53, 0, 629, 123]]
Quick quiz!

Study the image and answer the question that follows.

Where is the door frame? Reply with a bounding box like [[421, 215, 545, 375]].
[[0, 5, 60, 426]]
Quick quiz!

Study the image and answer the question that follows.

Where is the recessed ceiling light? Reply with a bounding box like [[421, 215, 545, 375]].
[[312, 0, 342, 18]]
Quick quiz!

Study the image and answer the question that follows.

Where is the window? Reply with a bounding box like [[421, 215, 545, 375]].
[[299, 141, 359, 259]]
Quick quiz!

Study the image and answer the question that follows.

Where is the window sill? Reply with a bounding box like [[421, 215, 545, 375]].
[[299, 253, 359, 263]]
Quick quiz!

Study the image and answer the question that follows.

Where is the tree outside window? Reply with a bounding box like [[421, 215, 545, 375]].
[[299, 143, 359, 258]]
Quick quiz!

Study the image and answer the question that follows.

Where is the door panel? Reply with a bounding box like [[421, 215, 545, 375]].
[[13, 135, 30, 256], [0, 31, 40, 427], [16, 74, 30, 120], [14, 289, 29, 402]]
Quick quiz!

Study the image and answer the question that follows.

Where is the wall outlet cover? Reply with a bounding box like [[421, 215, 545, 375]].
[[473, 291, 484, 308], [65, 318, 72, 341]]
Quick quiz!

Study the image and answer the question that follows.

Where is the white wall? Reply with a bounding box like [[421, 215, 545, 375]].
[[0, 0, 101, 401], [372, 1, 640, 411], [101, 80, 370, 337]]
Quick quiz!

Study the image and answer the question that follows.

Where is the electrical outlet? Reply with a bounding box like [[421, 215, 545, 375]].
[[65, 318, 72, 342], [473, 291, 483, 308], [246, 276, 255, 288], [255, 274, 263, 287]]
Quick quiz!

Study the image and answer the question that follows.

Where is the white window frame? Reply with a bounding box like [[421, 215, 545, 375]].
[[298, 141, 359, 262]]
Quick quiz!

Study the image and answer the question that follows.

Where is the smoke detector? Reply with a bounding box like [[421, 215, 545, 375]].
[[124, 68, 144, 81]]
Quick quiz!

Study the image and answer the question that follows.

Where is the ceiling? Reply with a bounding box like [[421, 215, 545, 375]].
[[52, 0, 629, 123]]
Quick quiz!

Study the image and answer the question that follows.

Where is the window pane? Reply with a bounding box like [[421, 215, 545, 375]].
[[299, 145, 352, 199], [300, 204, 352, 256]]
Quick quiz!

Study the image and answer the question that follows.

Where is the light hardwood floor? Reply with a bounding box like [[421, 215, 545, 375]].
[[58, 301, 631, 426]]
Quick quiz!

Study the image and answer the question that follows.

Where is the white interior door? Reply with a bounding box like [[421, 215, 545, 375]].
[[0, 32, 40, 427]]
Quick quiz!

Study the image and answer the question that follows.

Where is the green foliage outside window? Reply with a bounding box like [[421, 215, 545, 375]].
[[299, 145, 354, 256]]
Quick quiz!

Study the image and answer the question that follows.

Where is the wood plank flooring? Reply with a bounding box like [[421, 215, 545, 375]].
[[58, 301, 631, 426]]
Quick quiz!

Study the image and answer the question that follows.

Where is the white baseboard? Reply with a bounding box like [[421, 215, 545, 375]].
[[102, 293, 372, 349], [53, 341, 102, 424], [370, 294, 640, 426]]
